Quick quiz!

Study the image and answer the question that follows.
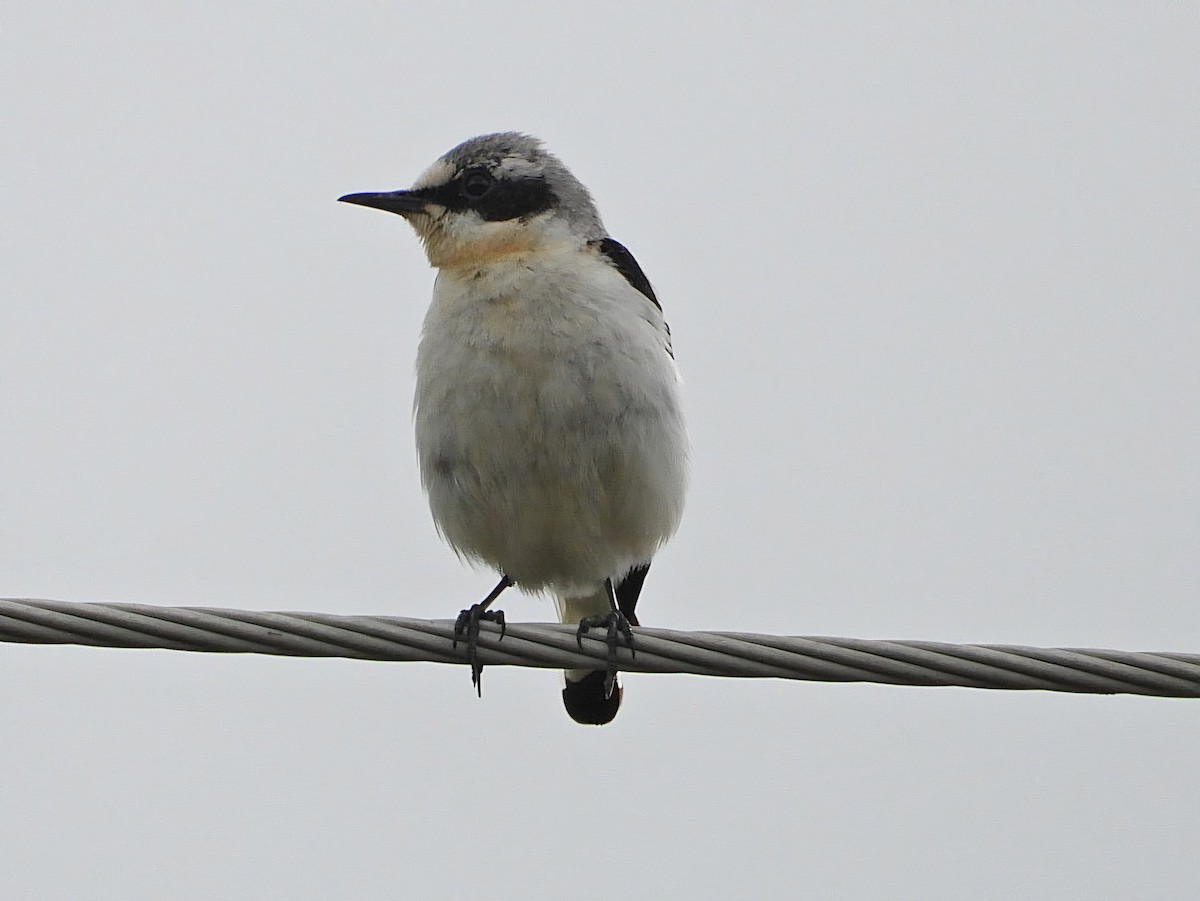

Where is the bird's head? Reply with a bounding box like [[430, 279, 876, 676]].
[[339, 132, 604, 269]]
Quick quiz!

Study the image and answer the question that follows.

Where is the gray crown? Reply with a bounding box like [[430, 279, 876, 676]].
[[436, 132, 606, 240]]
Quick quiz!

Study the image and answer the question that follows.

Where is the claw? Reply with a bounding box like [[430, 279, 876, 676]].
[[453, 604, 506, 696], [575, 610, 636, 694]]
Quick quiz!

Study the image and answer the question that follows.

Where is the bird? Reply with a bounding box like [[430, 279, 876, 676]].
[[338, 133, 688, 724]]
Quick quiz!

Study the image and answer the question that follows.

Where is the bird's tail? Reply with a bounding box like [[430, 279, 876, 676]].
[[562, 670, 621, 725], [556, 586, 624, 726]]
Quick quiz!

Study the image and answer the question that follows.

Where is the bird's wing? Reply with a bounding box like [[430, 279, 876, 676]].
[[593, 236, 673, 359], [614, 562, 649, 627], [594, 237, 661, 310]]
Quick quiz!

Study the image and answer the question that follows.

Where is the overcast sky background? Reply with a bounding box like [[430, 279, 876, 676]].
[[2, 4, 1197, 899]]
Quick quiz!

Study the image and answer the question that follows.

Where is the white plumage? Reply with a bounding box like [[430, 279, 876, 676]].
[[416, 247, 686, 597]]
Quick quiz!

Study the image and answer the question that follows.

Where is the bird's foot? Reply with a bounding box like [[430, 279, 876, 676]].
[[575, 611, 635, 698], [453, 604, 507, 697]]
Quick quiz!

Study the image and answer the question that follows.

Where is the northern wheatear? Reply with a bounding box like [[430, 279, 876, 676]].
[[340, 133, 688, 724]]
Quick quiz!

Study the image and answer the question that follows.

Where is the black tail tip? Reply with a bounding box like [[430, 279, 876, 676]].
[[562, 671, 622, 725]]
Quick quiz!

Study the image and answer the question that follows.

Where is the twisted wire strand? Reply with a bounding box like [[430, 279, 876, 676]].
[[2, 598, 1197, 697]]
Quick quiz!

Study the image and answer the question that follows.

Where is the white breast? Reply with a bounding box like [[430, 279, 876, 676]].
[[414, 247, 688, 594]]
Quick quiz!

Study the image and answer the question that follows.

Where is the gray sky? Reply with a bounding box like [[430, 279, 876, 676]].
[[2, 4, 1197, 899]]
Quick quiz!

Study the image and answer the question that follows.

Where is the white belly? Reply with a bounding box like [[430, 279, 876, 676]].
[[413, 257, 688, 593]]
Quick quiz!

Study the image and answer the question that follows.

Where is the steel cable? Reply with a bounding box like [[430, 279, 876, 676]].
[[2, 598, 1197, 697]]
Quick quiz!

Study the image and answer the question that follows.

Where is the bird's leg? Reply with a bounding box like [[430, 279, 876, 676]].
[[575, 578, 636, 698], [453, 574, 512, 696]]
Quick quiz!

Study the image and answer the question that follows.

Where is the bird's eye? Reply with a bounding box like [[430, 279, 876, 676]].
[[461, 170, 494, 199]]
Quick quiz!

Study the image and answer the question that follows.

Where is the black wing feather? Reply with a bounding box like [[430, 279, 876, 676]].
[[615, 562, 650, 627], [594, 237, 661, 311]]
